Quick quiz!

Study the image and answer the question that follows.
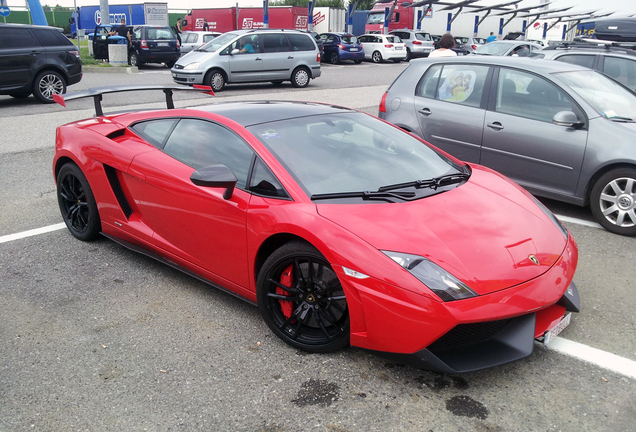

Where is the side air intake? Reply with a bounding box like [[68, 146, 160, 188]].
[[103, 164, 133, 219]]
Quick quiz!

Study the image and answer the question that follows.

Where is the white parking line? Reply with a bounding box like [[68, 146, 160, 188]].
[[555, 214, 603, 229], [2, 219, 633, 379], [0, 222, 66, 244], [547, 337, 636, 380]]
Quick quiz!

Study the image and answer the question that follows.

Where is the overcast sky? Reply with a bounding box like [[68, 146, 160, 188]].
[[32, 0, 636, 17]]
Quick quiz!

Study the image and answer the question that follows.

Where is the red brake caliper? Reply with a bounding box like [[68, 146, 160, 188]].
[[278, 264, 294, 319]]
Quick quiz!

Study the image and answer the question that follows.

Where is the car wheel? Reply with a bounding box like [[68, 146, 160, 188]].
[[32, 71, 65, 104], [9, 92, 31, 99], [372, 51, 382, 63], [353, 59, 363, 64], [57, 163, 101, 241], [257, 241, 350, 353], [129, 53, 142, 67], [205, 69, 226, 92], [329, 51, 339, 64], [291, 67, 310, 88], [590, 168, 636, 236], [166, 60, 176, 68], [406, 48, 412, 61]]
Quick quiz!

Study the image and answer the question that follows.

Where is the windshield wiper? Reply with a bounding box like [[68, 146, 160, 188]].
[[607, 115, 634, 123], [311, 190, 416, 202], [378, 173, 470, 193]]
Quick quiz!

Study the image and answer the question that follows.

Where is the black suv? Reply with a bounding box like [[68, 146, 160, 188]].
[[533, 40, 636, 93], [130, 25, 180, 67], [0, 23, 82, 103]]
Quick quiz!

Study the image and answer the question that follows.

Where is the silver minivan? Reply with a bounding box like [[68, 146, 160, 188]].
[[171, 29, 321, 91]]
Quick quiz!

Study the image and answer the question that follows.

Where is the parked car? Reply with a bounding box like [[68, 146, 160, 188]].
[[172, 29, 321, 91], [533, 40, 636, 93], [307, 31, 324, 54], [472, 40, 543, 57], [319, 32, 364, 64], [390, 29, 435, 60], [431, 33, 468, 56], [52, 85, 579, 373], [455, 36, 486, 53], [129, 25, 181, 68], [358, 34, 406, 63], [379, 56, 636, 236], [0, 23, 82, 103], [180, 31, 222, 54]]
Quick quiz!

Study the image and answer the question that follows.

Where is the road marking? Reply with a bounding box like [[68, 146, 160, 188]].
[[555, 214, 603, 229], [0, 222, 66, 244], [547, 337, 636, 380]]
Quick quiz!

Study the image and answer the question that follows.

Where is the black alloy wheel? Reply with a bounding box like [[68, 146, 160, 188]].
[[257, 241, 350, 353], [57, 163, 101, 241], [329, 51, 339, 64]]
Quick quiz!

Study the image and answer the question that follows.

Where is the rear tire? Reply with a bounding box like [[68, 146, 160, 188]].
[[590, 168, 636, 236], [166, 60, 176, 68], [406, 47, 412, 61], [291, 67, 310, 88], [57, 163, 101, 241], [129, 53, 143, 67], [32, 70, 65, 103], [205, 69, 226, 92], [329, 51, 339, 64]]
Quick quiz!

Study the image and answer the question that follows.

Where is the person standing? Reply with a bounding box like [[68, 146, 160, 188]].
[[109, 18, 131, 46], [203, 20, 209, 31], [174, 17, 183, 44], [486, 32, 497, 43], [428, 33, 457, 58]]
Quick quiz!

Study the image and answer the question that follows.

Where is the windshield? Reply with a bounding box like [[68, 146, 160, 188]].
[[474, 42, 511, 55], [367, 12, 384, 24], [198, 32, 239, 52], [249, 112, 461, 197], [557, 70, 636, 121]]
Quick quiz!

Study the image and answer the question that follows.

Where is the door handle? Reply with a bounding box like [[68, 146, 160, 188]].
[[487, 122, 504, 131], [255, 57, 262, 61], [418, 108, 432, 116], [288, 56, 294, 59]]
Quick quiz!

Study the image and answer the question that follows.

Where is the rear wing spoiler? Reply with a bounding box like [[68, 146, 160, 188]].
[[53, 85, 215, 117]]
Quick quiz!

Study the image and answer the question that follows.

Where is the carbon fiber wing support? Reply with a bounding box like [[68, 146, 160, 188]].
[[53, 85, 215, 117]]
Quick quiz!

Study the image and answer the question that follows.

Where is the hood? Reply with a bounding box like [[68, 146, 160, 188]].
[[176, 50, 216, 65], [316, 166, 567, 296]]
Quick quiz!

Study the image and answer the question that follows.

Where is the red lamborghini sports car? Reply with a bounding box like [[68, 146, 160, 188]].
[[53, 86, 579, 373]]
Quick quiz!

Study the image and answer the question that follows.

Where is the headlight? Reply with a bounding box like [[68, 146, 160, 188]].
[[184, 62, 200, 70], [382, 251, 478, 302], [531, 196, 568, 239]]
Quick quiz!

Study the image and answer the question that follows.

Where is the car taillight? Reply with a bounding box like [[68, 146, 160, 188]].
[[338, 44, 345, 50], [385, 44, 394, 48], [70, 50, 80, 58], [379, 91, 387, 114], [472, 45, 477, 50], [317, 52, 321, 62], [412, 40, 422, 45], [140, 39, 148, 48]]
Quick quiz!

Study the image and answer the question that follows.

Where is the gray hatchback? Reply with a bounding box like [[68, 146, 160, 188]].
[[171, 29, 321, 91], [379, 56, 636, 236]]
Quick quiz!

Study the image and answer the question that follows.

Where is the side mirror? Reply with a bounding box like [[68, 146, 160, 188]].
[[231, 48, 239, 55], [190, 164, 238, 200], [553, 111, 584, 129]]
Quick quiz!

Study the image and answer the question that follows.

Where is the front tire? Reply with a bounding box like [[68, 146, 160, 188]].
[[32, 71, 65, 103], [205, 69, 226, 92], [590, 168, 636, 236], [257, 241, 350, 353], [291, 67, 310, 88], [372, 51, 382, 63], [57, 163, 101, 241]]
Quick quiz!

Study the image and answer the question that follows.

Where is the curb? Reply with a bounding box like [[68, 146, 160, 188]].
[[83, 66, 139, 74]]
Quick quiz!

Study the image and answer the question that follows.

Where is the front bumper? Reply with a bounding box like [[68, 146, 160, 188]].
[[171, 69, 205, 85]]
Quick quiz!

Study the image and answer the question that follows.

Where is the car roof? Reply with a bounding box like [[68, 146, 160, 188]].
[[411, 56, 590, 74], [0, 23, 64, 31], [192, 101, 354, 127]]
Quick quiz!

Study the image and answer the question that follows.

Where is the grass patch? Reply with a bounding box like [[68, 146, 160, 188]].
[[74, 38, 115, 67]]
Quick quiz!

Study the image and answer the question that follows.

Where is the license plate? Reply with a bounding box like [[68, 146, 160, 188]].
[[158, 42, 168, 47], [543, 313, 571, 346], [350, 48, 358, 51], [395, 46, 403, 50]]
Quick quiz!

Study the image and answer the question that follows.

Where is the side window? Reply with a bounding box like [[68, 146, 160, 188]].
[[287, 34, 315, 51], [32, 28, 74, 47], [394, 13, 400, 23], [130, 119, 178, 149], [184, 33, 196, 44], [0, 28, 39, 48], [495, 68, 574, 122], [435, 64, 490, 107], [358, 35, 371, 43], [163, 119, 255, 189], [262, 33, 291, 53], [134, 28, 142, 39], [511, 45, 530, 57], [231, 35, 258, 54], [556, 54, 595, 69], [324, 35, 335, 43], [603, 56, 636, 93], [417, 64, 442, 99], [249, 159, 288, 198]]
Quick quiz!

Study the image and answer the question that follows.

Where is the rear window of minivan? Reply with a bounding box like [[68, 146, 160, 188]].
[[287, 34, 315, 51]]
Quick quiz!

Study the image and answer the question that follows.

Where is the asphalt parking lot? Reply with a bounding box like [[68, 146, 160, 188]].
[[1, 63, 635, 431]]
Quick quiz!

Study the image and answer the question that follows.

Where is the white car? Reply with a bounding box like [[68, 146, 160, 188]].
[[358, 34, 407, 63], [180, 31, 222, 54]]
